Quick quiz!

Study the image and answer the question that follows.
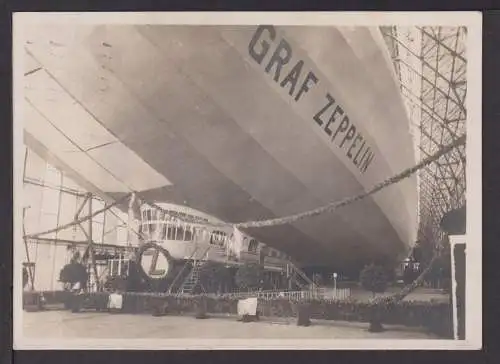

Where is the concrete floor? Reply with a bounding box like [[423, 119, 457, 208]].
[[22, 310, 439, 340]]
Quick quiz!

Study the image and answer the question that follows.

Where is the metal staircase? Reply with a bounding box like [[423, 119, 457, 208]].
[[179, 260, 204, 294], [169, 246, 210, 295], [287, 262, 317, 291]]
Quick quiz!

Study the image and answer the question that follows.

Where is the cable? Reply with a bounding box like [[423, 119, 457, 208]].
[[24, 193, 132, 239]]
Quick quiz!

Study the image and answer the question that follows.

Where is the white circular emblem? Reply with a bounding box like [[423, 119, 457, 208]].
[[139, 247, 170, 280]]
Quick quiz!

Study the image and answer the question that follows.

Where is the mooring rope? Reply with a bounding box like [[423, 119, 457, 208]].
[[141, 133, 465, 230], [233, 134, 465, 228], [381, 253, 440, 304], [24, 133, 465, 240], [22, 133, 464, 305]]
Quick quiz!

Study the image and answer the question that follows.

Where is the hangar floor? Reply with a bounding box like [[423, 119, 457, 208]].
[[22, 310, 439, 340]]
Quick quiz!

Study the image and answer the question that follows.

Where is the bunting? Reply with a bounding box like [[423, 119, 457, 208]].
[[25, 135, 465, 245], [136, 134, 465, 230]]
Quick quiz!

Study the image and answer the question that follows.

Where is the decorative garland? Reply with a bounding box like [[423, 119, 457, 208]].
[[140, 133, 465, 230], [24, 134, 465, 241], [21, 134, 465, 308]]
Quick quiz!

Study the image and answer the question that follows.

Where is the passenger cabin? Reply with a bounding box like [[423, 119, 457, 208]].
[[138, 203, 290, 272]]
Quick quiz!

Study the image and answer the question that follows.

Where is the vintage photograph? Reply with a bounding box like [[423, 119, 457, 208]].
[[13, 12, 481, 349]]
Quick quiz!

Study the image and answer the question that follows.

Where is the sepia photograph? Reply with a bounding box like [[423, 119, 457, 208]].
[[12, 12, 482, 350]]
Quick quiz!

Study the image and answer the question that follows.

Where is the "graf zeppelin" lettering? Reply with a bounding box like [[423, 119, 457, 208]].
[[248, 25, 376, 174]]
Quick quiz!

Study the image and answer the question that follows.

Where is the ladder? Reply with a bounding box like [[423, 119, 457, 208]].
[[179, 260, 204, 294], [172, 246, 210, 294]]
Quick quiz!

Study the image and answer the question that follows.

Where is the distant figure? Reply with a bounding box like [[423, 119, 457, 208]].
[[22, 267, 29, 289]]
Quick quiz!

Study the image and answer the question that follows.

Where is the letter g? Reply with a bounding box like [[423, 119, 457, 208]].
[[248, 25, 276, 64]]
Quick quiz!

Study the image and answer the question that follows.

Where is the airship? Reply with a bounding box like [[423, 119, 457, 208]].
[[22, 23, 418, 274]]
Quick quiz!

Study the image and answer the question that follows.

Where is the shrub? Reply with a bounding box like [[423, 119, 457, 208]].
[[359, 264, 389, 297], [198, 262, 233, 293], [234, 262, 264, 291], [58, 291, 452, 338], [68, 292, 109, 312]]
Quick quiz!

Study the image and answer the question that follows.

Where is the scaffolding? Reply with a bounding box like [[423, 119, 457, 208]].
[[380, 26, 467, 246], [22, 147, 133, 291]]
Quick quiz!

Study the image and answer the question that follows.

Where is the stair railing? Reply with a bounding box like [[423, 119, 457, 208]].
[[179, 262, 202, 294], [178, 247, 210, 294], [166, 247, 199, 294], [167, 246, 210, 294], [287, 261, 317, 291]]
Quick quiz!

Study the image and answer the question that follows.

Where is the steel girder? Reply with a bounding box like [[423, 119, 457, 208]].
[[380, 26, 467, 247]]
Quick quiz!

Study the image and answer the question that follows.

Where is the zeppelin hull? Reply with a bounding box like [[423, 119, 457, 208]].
[[22, 24, 418, 270]]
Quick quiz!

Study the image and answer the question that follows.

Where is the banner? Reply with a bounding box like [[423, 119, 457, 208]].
[[108, 293, 123, 310], [237, 297, 258, 316]]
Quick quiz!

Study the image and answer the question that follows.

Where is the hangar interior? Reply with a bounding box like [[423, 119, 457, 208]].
[[20, 25, 467, 294]]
